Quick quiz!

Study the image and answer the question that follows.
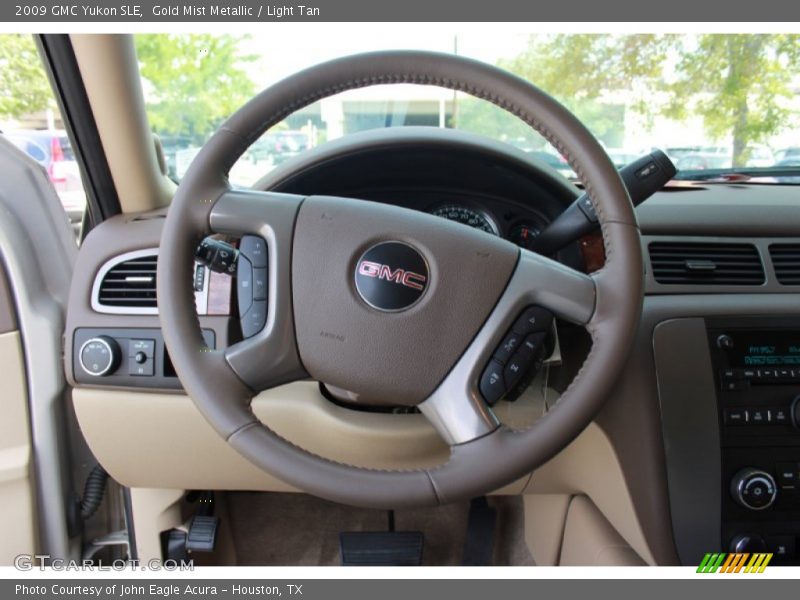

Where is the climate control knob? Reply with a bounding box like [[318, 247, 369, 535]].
[[79, 336, 121, 377], [730, 468, 777, 511]]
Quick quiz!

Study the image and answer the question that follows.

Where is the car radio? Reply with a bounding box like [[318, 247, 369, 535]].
[[708, 320, 800, 564]]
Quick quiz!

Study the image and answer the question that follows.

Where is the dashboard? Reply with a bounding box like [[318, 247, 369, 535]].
[[63, 126, 800, 566]]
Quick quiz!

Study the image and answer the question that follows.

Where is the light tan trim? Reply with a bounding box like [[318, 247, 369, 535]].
[[558, 496, 645, 566], [524, 422, 654, 565], [129, 488, 183, 562], [522, 494, 571, 566], [69, 34, 175, 213], [72, 382, 535, 494], [0, 332, 37, 564], [73, 383, 449, 491]]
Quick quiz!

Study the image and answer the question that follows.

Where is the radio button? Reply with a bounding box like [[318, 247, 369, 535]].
[[775, 463, 798, 489], [479, 360, 506, 406], [722, 380, 747, 392], [772, 407, 790, 425], [750, 409, 770, 425], [511, 306, 552, 336], [493, 331, 522, 365], [766, 536, 795, 560], [724, 408, 748, 426]]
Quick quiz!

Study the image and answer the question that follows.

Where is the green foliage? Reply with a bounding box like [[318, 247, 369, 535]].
[[0, 34, 53, 121], [498, 34, 672, 147], [505, 34, 800, 166], [502, 34, 672, 102], [135, 34, 257, 144], [665, 35, 800, 165]]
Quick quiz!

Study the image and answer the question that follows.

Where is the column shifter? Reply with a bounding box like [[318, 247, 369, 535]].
[[530, 150, 677, 255]]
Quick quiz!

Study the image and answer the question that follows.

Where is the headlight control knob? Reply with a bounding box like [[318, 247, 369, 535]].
[[79, 336, 121, 377], [730, 468, 777, 511]]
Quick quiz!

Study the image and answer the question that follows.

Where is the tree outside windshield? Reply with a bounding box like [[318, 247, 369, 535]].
[[2, 32, 799, 190]]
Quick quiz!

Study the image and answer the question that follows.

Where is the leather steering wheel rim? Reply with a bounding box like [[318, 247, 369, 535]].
[[157, 50, 643, 508]]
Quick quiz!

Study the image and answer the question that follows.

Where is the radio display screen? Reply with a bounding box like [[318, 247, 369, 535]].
[[728, 331, 800, 367]]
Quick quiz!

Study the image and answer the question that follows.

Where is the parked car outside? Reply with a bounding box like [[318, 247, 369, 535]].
[[3, 128, 85, 220]]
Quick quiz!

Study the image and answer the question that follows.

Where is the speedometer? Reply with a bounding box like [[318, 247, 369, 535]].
[[429, 205, 499, 236]]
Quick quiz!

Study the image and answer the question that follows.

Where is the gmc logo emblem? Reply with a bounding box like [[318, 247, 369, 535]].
[[357, 260, 427, 291]]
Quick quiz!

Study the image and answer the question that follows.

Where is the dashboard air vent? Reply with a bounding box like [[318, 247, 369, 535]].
[[97, 254, 158, 308], [769, 244, 800, 285], [648, 242, 764, 286]]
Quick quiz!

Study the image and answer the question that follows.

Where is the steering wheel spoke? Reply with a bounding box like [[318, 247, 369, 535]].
[[513, 248, 596, 326], [208, 189, 308, 391], [419, 249, 594, 445]]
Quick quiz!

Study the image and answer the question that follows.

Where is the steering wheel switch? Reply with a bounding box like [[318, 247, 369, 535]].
[[479, 306, 554, 405]]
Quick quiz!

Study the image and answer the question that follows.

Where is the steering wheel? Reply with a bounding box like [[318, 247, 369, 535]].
[[157, 51, 643, 508]]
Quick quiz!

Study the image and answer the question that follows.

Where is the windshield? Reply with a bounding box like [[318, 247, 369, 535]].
[[134, 30, 800, 186]]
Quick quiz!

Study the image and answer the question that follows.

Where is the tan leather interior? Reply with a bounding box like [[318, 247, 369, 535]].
[[524, 422, 654, 564], [558, 496, 645, 566], [522, 494, 571, 565], [73, 382, 651, 565], [0, 331, 38, 562], [129, 488, 184, 563]]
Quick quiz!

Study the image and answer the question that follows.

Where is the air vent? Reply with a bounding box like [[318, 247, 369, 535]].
[[649, 242, 765, 286], [97, 253, 158, 308], [770, 244, 800, 285]]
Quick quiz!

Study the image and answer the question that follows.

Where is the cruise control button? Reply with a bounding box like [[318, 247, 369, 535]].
[[252, 267, 267, 301], [240, 235, 267, 268], [511, 306, 552, 336], [494, 331, 522, 364], [241, 299, 267, 338], [237, 256, 253, 316], [479, 360, 506, 406]]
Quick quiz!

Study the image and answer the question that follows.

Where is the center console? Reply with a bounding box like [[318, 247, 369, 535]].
[[708, 318, 800, 564]]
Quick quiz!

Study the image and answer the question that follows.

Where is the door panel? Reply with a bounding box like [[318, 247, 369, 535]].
[[0, 266, 37, 563]]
